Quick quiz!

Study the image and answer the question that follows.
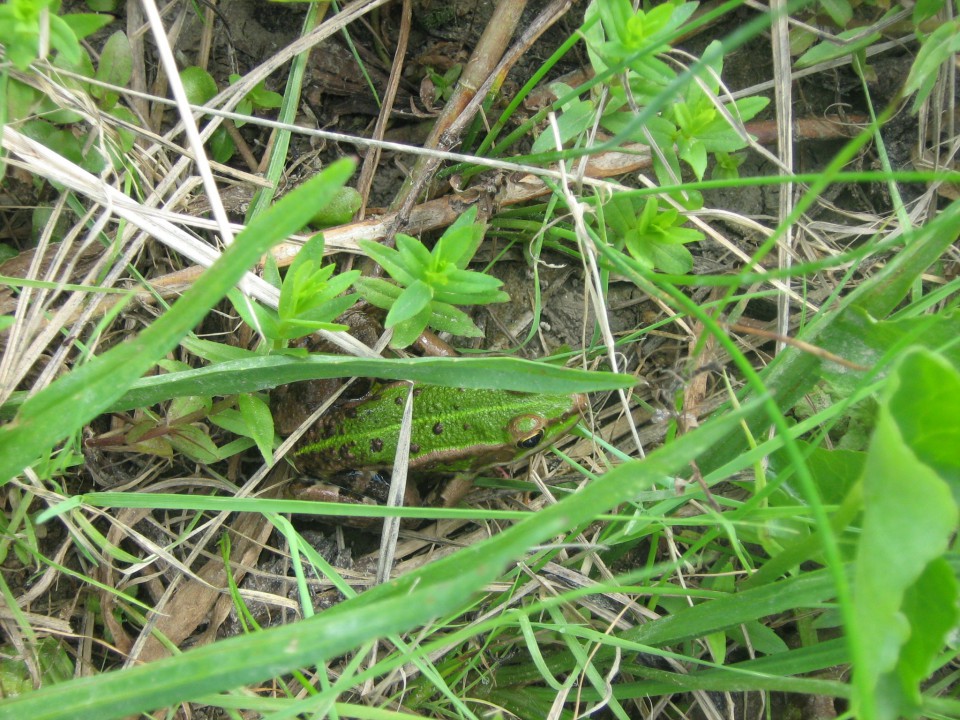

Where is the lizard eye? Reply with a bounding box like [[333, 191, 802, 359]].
[[517, 430, 545, 449]]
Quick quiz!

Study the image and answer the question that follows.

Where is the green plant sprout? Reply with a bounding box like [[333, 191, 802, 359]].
[[228, 74, 283, 125], [424, 64, 462, 105], [354, 206, 509, 348], [603, 194, 703, 274], [231, 235, 360, 350]]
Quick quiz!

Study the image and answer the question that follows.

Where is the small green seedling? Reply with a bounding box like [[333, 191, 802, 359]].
[[424, 64, 462, 105], [229, 74, 283, 126], [603, 194, 703, 274], [231, 234, 360, 350], [354, 206, 509, 348]]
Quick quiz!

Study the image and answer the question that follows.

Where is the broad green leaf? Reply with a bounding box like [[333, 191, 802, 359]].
[[72, 355, 635, 413], [179, 66, 218, 105], [92, 31, 131, 107], [886, 347, 960, 491], [60, 12, 113, 40], [895, 558, 958, 707], [852, 350, 959, 719], [385, 279, 432, 328]]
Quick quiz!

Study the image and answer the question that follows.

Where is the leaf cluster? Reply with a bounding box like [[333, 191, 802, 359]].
[[0, 0, 109, 71], [602, 195, 703, 274], [232, 235, 360, 349], [354, 206, 509, 348], [2, 6, 130, 176]]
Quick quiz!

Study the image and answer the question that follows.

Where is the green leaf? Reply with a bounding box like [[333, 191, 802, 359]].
[[436, 268, 505, 299], [385, 280, 433, 328], [390, 308, 432, 348], [208, 408, 246, 436], [678, 136, 707, 179], [648, 240, 693, 274], [78, 354, 635, 413], [179, 66, 218, 105], [92, 31, 131, 107], [531, 95, 596, 154], [209, 127, 235, 163], [60, 12, 113, 40], [913, 0, 945, 24], [357, 240, 417, 286], [352, 276, 402, 310], [795, 24, 883, 68], [904, 20, 960, 113], [851, 349, 960, 719], [395, 233, 433, 274], [437, 206, 485, 268], [229, 291, 279, 341], [771, 440, 865, 505], [166, 394, 210, 422], [238, 394, 274, 464], [249, 83, 282, 109], [819, 308, 960, 399], [818, 0, 852, 27], [168, 425, 219, 464], [896, 558, 958, 707], [107, 106, 138, 153], [279, 234, 326, 319], [47, 14, 83, 66], [422, 300, 484, 337], [886, 347, 960, 491]]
